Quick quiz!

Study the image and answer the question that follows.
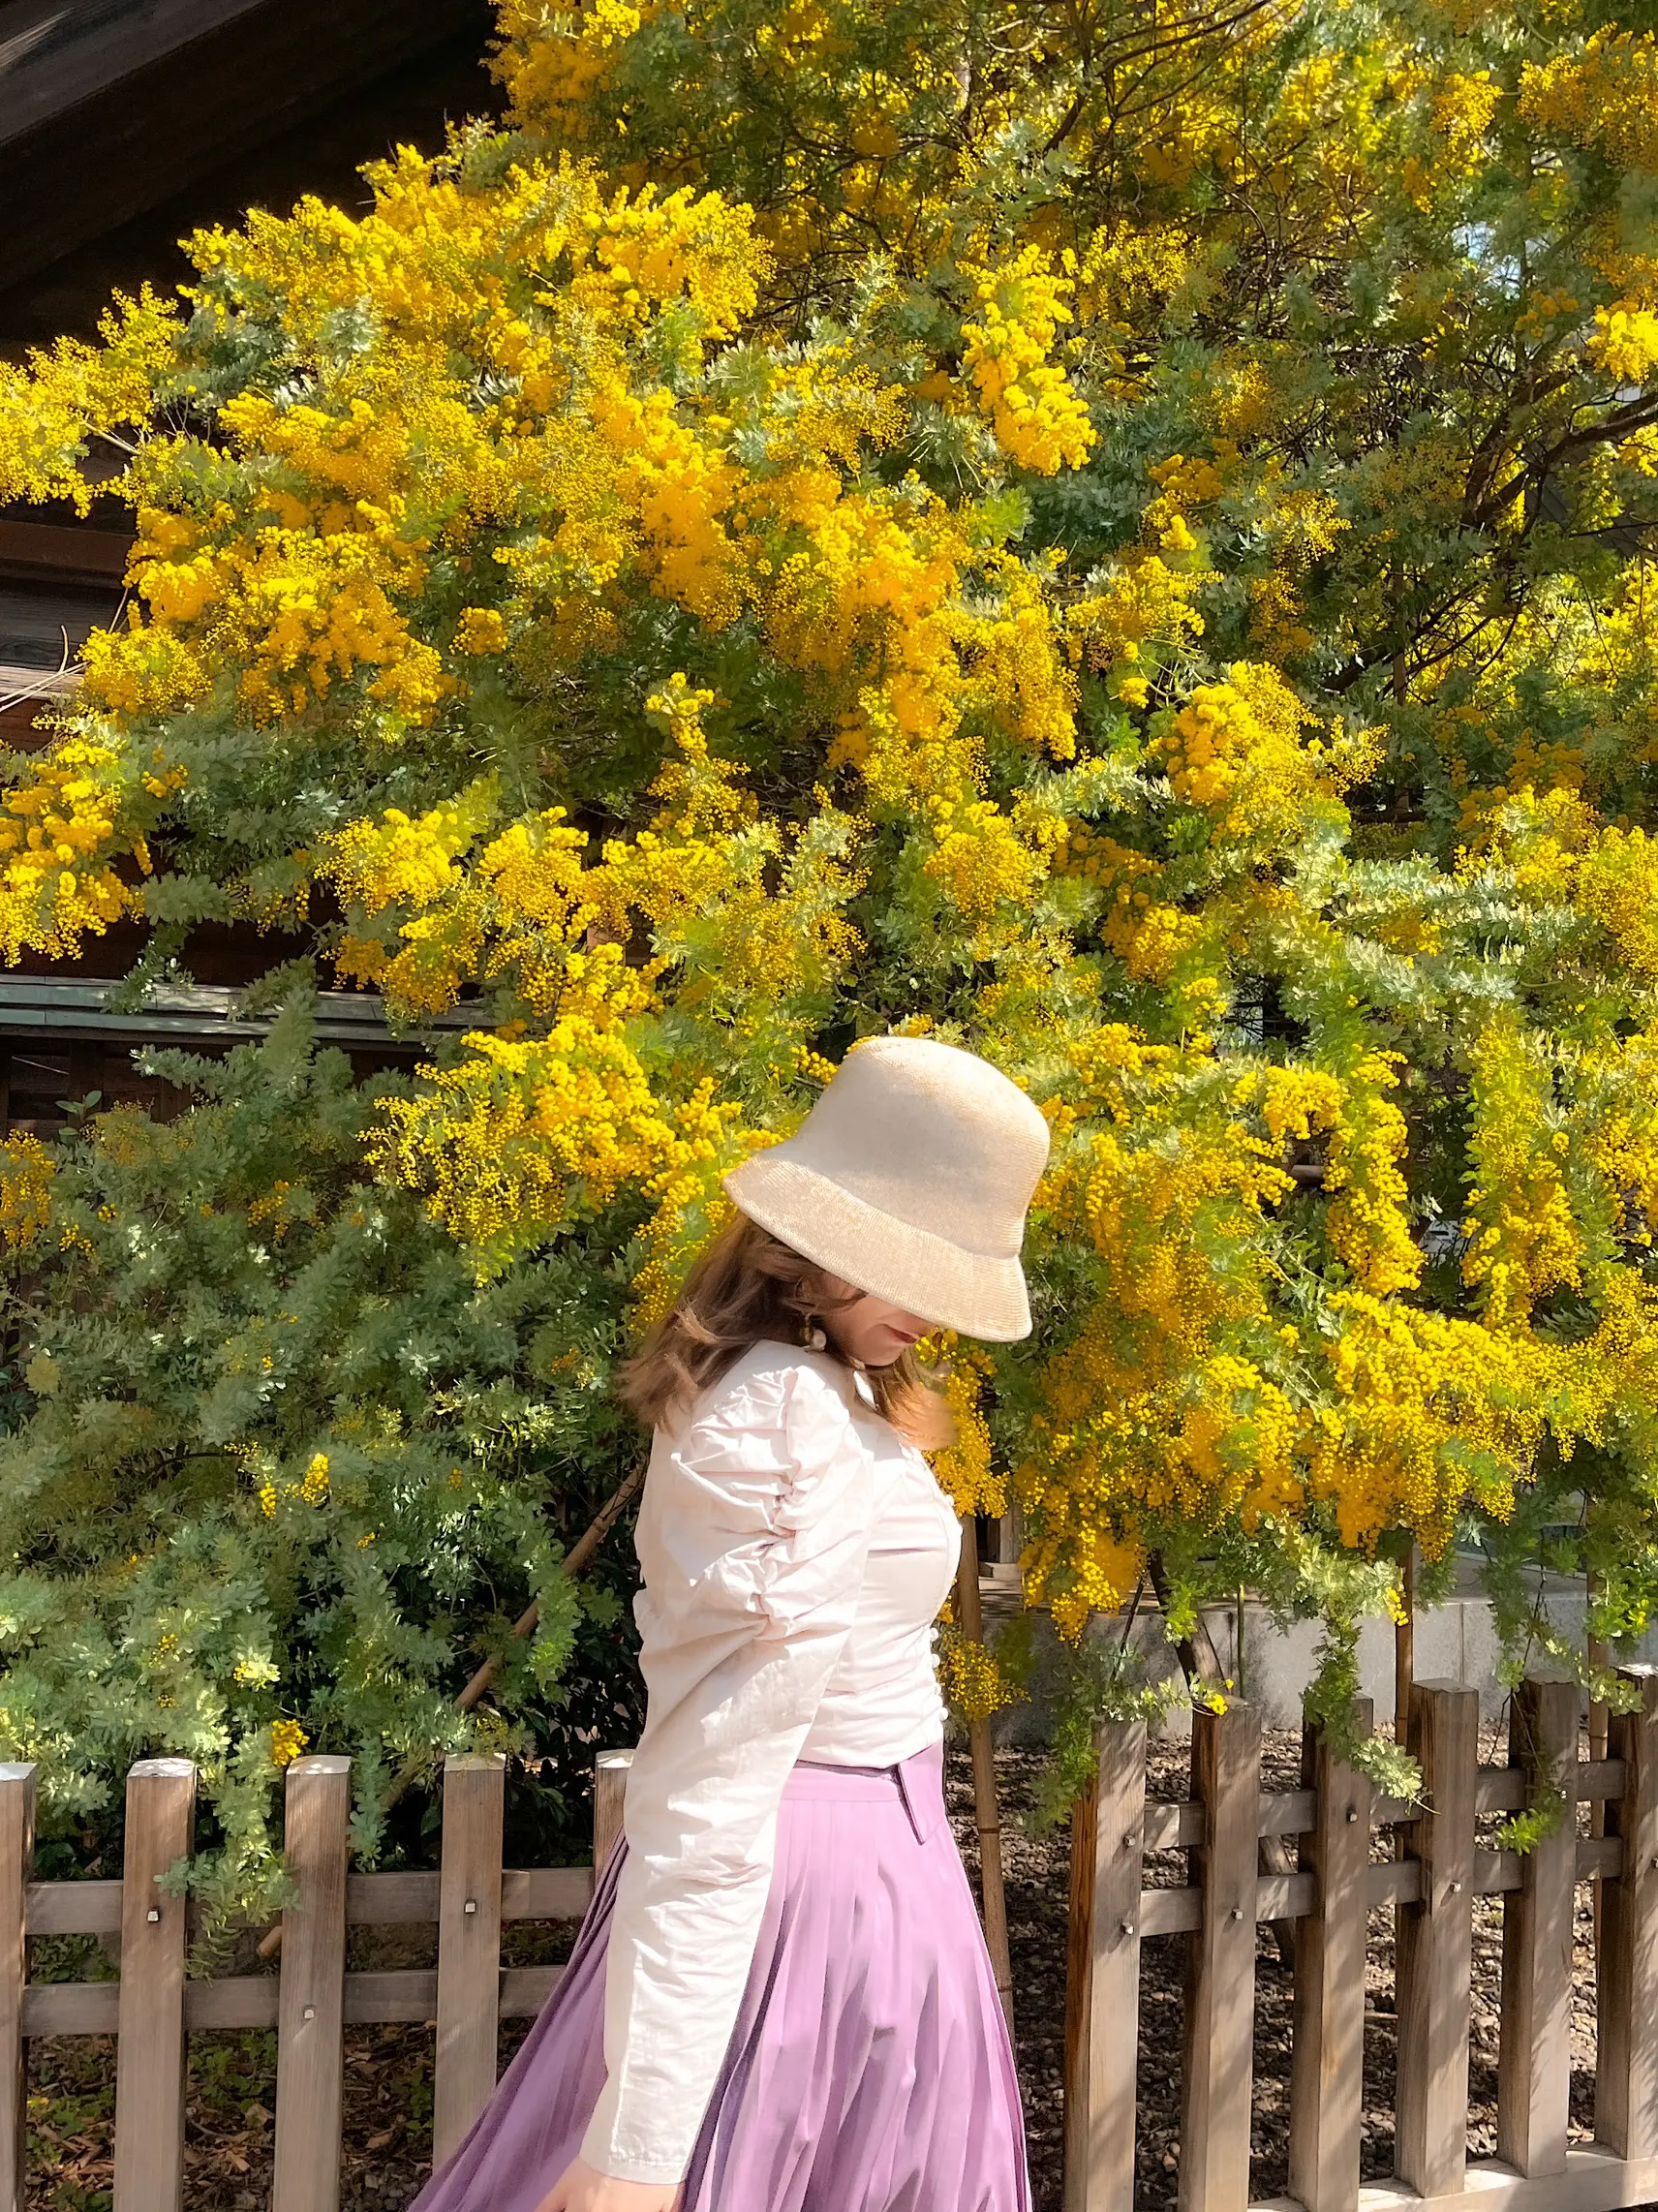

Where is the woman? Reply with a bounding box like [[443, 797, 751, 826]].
[[411, 1033, 1050, 2212]]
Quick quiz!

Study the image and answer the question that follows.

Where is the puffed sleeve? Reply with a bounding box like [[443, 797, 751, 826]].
[[577, 1352, 875, 2184]]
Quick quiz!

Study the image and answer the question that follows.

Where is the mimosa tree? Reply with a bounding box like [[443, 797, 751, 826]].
[[0, 0, 1656, 1903]]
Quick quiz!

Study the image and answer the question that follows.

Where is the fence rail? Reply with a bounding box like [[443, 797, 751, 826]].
[[1063, 1667, 1658, 2212]]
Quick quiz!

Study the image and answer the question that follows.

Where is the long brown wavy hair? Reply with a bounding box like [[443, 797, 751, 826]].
[[616, 1213, 954, 1448]]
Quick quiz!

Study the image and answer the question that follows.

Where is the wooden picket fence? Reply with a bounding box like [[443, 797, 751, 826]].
[[4, 1672, 1657, 2211], [0, 1745, 633, 2212], [1063, 1668, 1658, 2212]]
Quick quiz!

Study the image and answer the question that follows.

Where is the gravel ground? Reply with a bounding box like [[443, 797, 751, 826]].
[[21, 1731, 1647, 2209]]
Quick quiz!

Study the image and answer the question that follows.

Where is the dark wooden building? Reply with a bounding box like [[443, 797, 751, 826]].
[[0, 0, 498, 1110]]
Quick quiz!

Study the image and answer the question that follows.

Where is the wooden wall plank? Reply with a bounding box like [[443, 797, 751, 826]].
[[1289, 1701, 1373, 2212], [594, 1750, 632, 1876], [0, 1767, 34, 2212], [112, 1758, 196, 2212], [1063, 1718, 1146, 2212], [1598, 1664, 1658, 2161], [1182, 1702, 1262, 2212], [432, 1754, 505, 2165], [272, 1756, 351, 2212], [1496, 1678, 1578, 2176], [1395, 1681, 1479, 2199]]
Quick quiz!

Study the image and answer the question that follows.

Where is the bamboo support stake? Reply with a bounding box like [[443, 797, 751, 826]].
[[1288, 1701, 1373, 2212], [272, 1756, 352, 2212], [1495, 1677, 1578, 2178], [0, 1766, 33, 2212], [453, 1459, 645, 1715], [957, 1511, 1014, 2036], [433, 1754, 507, 2165], [112, 1758, 197, 2212], [1062, 1718, 1145, 2212], [1395, 1546, 1415, 1749]]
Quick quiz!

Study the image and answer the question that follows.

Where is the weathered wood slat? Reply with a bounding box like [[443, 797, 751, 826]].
[[1261, 1791, 1318, 1839], [273, 1757, 351, 2212], [1396, 1682, 1479, 2199], [24, 1880, 121, 1936], [1479, 1769, 1529, 1816], [112, 1759, 196, 2212], [501, 1868, 593, 1920], [500, 1965, 564, 2017], [21, 1983, 119, 2035], [1063, 1718, 1146, 2212], [1495, 1678, 1578, 2179], [1580, 1760, 1627, 1803], [433, 1756, 505, 2164], [1372, 1795, 1420, 1828], [346, 1870, 439, 1924], [346, 1864, 593, 1925], [189, 1980, 280, 2030], [0, 1767, 34, 2212], [1289, 1703, 1373, 2212], [1578, 1837, 1622, 1883], [1599, 1666, 1658, 2161], [1250, 2143, 1658, 2212], [594, 1750, 632, 1876], [343, 1970, 438, 2025], [1182, 1702, 1261, 2212]]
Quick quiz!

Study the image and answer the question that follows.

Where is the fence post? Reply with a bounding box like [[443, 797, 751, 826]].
[[1062, 1718, 1146, 2212], [1598, 1664, 1658, 2160], [594, 1749, 632, 1876], [1495, 1676, 1577, 2176], [433, 1753, 506, 2166], [1288, 1700, 1372, 2212], [1394, 1680, 1477, 2199], [272, 1756, 352, 2212], [0, 1766, 34, 2212], [1181, 1700, 1261, 2212], [111, 1757, 197, 2212]]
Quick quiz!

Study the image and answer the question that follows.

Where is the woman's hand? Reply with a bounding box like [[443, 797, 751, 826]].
[[536, 2156, 684, 2212]]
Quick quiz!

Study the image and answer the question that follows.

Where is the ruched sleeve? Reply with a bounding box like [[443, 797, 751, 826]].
[[578, 1350, 876, 2185]]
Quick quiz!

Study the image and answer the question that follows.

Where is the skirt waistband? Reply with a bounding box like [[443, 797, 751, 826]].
[[782, 1736, 947, 1844]]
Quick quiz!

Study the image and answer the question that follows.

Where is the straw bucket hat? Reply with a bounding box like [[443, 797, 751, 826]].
[[722, 1035, 1050, 1341]]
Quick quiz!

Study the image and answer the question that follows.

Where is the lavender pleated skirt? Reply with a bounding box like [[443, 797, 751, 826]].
[[410, 1736, 1030, 2210]]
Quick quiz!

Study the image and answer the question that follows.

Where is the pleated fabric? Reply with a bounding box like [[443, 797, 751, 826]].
[[409, 1736, 1030, 2212]]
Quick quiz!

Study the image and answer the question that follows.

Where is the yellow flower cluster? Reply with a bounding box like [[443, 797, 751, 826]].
[[960, 249, 1096, 476], [936, 1621, 1026, 1720], [269, 1719, 309, 1768], [1462, 1017, 1581, 1329], [0, 1137, 55, 1250], [1588, 304, 1658, 384], [0, 735, 145, 962], [927, 1350, 1002, 1519], [1520, 31, 1658, 172], [371, 1017, 676, 1275]]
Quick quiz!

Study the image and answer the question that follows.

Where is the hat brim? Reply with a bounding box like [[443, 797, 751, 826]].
[[722, 1153, 1032, 1342]]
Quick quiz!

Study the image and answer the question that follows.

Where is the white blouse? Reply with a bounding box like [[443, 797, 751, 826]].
[[577, 1341, 963, 2185]]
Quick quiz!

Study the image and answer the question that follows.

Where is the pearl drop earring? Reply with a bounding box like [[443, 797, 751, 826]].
[[804, 1316, 827, 1351]]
